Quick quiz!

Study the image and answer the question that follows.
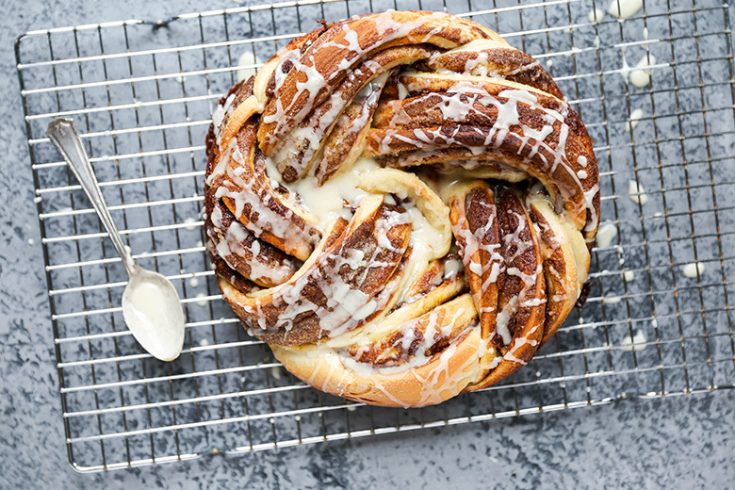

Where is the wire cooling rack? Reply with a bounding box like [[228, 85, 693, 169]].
[[15, 0, 735, 472]]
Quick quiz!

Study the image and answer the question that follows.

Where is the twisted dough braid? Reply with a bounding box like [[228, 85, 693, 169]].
[[204, 10, 599, 408]]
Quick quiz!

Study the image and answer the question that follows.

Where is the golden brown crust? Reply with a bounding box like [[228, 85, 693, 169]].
[[527, 193, 590, 343], [313, 73, 391, 185], [426, 46, 563, 98], [272, 294, 487, 408], [204, 10, 599, 408], [271, 45, 439, 182], [205, 197, 298, 288], [366, 75, 599, 241], [446, 181, 501, 342], [221, 196, 411, 345], [257, 11, 495, 152]]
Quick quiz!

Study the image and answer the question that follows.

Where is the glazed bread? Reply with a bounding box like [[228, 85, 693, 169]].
[[204, 10, 599, 407]]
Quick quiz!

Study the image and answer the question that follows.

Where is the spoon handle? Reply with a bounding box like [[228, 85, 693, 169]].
[[47, 118, 137, 277]]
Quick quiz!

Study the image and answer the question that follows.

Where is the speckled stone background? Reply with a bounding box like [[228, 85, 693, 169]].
[[1, 0, 734, 488]]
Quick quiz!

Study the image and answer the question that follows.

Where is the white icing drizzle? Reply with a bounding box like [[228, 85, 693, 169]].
[[588, 8, 605, 23], [344, 306, 469, 375], [262, 10, 460, 147], [273, 70, 389, 176], [608, 0, 643, 20], [501, 325, 539, 365], [626, 108, 643, 131], [494, 207, 544, 346], [450, 195, 504, 328], [629, 53, 656, 88], [375, 78, 598, 242], [682, 261, 705, 278], [233, 203, 410, 337], [288, 157, 376, 229], [620, 330, 647, 352], [485, 323, 539, 369], [237, 50, 261, 82], [209, 211, 291, 285], [436, 39, 519, 77], [596, 222, 618, 248], [211, 92, 237, 147], [212, 144, 319, 257], [628, 180, 649, 205]]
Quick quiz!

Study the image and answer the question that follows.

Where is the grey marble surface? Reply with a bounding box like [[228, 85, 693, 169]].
[[1, 0, 734, 488]]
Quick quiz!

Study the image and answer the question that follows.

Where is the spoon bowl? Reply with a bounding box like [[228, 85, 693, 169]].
[[122, 267, 186, 361]]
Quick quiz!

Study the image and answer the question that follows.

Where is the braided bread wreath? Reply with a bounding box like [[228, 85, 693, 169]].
[[204, 10, 599, 408]]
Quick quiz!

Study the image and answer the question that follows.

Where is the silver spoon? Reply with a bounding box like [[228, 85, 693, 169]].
[[47, 118, 185, 361]]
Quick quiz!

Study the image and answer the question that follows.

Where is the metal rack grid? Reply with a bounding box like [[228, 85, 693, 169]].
[[14, 0, 735, 472]]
